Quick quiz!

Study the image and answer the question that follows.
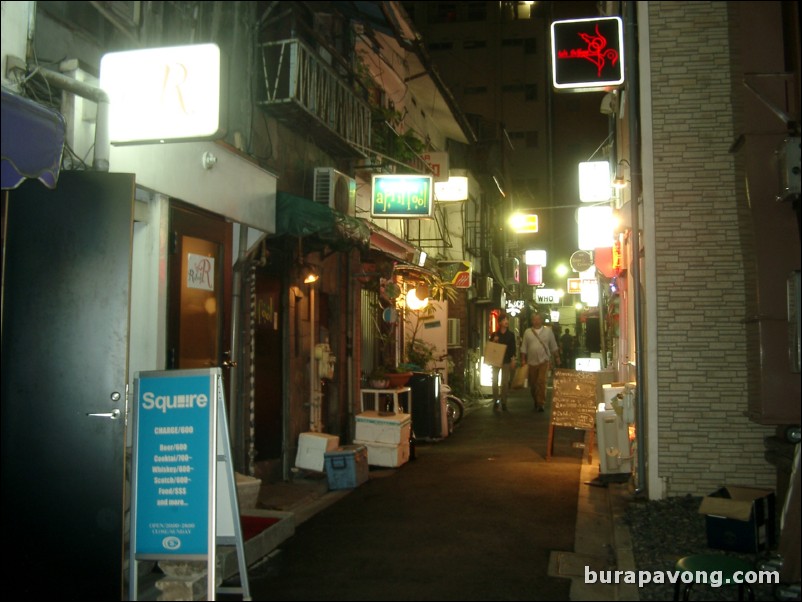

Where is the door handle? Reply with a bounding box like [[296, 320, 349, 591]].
[[223, 350, 237, 368], [87, 409, 121, 420]]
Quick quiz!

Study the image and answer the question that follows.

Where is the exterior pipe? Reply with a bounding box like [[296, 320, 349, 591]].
[[625, 1, 647, 496], [229, 225, 248, 472], [27, 63, 110, 172]]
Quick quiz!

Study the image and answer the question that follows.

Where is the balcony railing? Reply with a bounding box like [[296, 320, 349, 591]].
[[258, 38, 371, 158]]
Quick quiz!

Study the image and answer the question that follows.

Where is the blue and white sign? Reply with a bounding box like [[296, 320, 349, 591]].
[[132, 371, 217, 557]]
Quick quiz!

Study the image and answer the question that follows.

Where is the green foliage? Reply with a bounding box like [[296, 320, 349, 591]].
[[405, 338, 436, 371]]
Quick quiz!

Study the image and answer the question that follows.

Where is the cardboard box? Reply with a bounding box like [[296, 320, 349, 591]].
[[353, 439, 410, 468], [324, 445, 369, 490], [483, 341, 507, 367], [355, 411, 412, 445], [295, 432, 340, 472], [698, 486, 776, 553]]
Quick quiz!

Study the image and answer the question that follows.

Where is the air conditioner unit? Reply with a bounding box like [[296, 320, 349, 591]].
[[476, 276, 493, 300], [776, 137, 801, 203], [313, 167, 357, 216], [447, 319, 461, 347]]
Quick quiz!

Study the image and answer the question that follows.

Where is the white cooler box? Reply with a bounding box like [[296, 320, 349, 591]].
[[295, 432, 340, 472], [353, 439, 410, 468], [595, 405, 632, 475], [355, 411, 411, 445]]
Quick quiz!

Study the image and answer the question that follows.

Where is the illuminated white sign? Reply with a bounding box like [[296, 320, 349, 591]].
[[505, 299, 525, 317], [434, 176, 468, 201], [100, 44, 223, 144], [581, 280, 600, 306], [536, 288, 561, 304], [524, 249, 547, 266], [578, 206, 614, 250], [578, 161, 611, 202]]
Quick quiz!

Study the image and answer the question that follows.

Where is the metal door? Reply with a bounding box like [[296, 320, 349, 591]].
[[1, 171, 134, 598]]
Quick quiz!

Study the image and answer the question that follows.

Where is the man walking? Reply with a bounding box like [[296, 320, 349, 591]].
[[560, 328, 575, 370], [521, 313, 560, 412], [489, 313, 517, 412]]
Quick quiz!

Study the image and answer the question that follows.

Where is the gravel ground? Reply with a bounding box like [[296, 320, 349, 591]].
[[623, 494, 788, 601]]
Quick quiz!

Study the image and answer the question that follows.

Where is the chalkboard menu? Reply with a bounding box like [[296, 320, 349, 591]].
[[552, 369, 605, 430]]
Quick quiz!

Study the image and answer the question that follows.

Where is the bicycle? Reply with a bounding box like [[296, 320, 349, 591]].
[[432, 357, 464, 433], [443, 381, 464, 432]]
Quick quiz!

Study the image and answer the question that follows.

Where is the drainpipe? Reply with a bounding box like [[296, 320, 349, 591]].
[[228, 226, 248, 472], [19, 61, 110, 172], [625, 1, 647, 496], [310, 284, 319, 432]]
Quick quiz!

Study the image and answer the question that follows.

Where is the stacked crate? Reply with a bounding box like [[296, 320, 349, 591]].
[[353, 410, 411, 468]]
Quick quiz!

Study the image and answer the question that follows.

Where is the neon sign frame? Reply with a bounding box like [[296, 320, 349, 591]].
[[551, 16, 624, 91]]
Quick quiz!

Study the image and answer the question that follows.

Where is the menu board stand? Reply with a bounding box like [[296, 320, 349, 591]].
[[128, 368, 250, 601], [547, 369, 604, 464]]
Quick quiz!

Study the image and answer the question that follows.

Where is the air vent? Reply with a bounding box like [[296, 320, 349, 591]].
[[313, 167, 357, 216], [447, 319, 461, 347]]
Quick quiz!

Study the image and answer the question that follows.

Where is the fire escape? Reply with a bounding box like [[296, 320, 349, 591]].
[[258, 36, 371, 159]]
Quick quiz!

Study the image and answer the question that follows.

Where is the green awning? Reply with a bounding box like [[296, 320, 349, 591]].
[[275, 191, 370, 249]]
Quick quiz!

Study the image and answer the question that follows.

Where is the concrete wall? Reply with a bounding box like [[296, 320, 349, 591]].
[[646, 1, 774, 496]]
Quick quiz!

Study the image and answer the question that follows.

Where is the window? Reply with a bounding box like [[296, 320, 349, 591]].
[[508, 131, 539, 149], [428, 41, 453, 52], [524, 38, 537, 54], [508, 131, 526, 147], [513, 177, 541, 196], [466, 2, 488, 21], [434, 3, 458, 24], [501, 84, 537, 102], [463, 40, 487, 50], [463, 86, 488, 95]]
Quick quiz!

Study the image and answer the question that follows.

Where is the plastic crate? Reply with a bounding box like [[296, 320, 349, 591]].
[[324, 445, 369, 490]]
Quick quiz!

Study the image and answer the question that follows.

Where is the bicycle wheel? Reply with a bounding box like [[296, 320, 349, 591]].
[[445, 395, 464, 425]]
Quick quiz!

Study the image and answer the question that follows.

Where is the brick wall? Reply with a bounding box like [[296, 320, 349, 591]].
[[647, 2, 774, 496]]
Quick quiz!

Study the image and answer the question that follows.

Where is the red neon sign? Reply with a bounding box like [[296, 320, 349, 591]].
[[551, 17, 625, 91], [557, 24, 619, 77]]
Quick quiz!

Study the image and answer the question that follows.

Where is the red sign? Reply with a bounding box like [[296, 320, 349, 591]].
[[612, 238, 623, 273], [527, 265, 543, 286]]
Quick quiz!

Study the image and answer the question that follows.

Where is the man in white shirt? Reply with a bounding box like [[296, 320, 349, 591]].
[[520, 313, 560, 412]]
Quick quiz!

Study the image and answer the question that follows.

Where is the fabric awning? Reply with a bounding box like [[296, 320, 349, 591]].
[[275, 191, 370, 249], [1, 87, 66, 190], [489, 253, 514, 296], [365, 221, 416, 262]]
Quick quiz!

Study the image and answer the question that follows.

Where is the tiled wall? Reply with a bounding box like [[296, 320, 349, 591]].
[[647, 1, 774, 496]]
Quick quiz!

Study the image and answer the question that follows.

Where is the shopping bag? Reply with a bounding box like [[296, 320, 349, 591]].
[[511, 365, 528, 389], [483, 341, 506, 367]]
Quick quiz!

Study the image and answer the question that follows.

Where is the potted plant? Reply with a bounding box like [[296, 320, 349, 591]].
[[384, 365, 413, 388], [368, 366, 390, 389], [405, 338, 436, 372]]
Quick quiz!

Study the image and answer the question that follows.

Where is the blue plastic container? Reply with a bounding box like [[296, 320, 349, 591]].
[[324, 445, 369, 490]]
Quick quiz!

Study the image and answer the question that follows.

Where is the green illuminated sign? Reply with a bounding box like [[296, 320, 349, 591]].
[[371, 175, 433, 218]]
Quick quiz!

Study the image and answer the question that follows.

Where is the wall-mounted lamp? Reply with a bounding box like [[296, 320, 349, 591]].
[[612, 160, 630, 189], [406, 288, 428, 310], [297, 237, 318, 284], [302, 264, 319, 284]]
